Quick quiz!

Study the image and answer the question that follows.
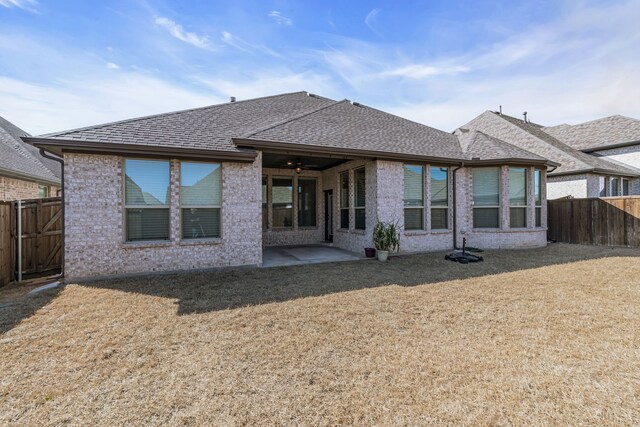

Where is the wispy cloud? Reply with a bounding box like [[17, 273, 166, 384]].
[[383, 65, 470, 79], [268, 11, 293, 26], [154, 16, 214, 50], [364, 8, 381, 34], [220, 31, 281, 57], [106, 62, 119, 70], [0, 0, 37, 13]]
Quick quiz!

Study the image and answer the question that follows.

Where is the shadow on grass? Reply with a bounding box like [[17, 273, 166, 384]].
[[0, 285, 62, 335], [81, 244, 640, 316]]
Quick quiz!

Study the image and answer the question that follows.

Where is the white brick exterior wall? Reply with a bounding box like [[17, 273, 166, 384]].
[[0, 176, 59, 201], [64, 153, 262, 280], [65, 153, 548, 279]]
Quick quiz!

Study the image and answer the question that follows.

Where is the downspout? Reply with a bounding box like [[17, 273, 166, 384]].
[[451, 162, 464, 250], [39, 149, 64, 279]]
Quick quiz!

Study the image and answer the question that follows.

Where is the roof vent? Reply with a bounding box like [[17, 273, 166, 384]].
[[230, 96, 236, 103], [350, 101, 361, 106], [499, 105, 502, 115], [523, 111, 528, 123], [472, 157, 480, 160]]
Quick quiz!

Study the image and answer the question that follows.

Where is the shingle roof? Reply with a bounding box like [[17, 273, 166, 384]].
[[462, 111, 640, 177], [543, 115, 640, 151], [30, 91, 554, 166], [0, 116, 61, 184], [244, 100, 468, 160], [455, 129, 549, 162], [38, 91, 335, 153]]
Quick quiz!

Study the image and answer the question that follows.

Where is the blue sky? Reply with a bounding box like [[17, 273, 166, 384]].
[[0, 0, 639, 135]]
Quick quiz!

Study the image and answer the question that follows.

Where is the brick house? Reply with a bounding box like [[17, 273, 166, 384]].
[[462, 112, 640, 199], [26, 92, 557, 280], [0, 116, 61, 201], [543, 115, 640, 196]]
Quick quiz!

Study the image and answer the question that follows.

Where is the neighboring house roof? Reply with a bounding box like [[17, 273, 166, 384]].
[[461, 111, 640, 177], [543, 115, 640, 152], [25, 91, 555, 167], [0, 116, 61, 185]]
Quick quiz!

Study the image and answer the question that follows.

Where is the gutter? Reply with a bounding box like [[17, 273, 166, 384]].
[[581, 139, 640, 153], [24, 137, 257, 163], [38, 148, 65, 279], [0, 166, 60, 187], [549, 167, 640, 178], [451, 162, 464, 250]]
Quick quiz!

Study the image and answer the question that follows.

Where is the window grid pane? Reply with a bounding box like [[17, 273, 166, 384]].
[[404, 208, 423, 230], [355, 209, 366, 230], [431, 208, 448, 230], [534, 170, 542, 206], [298, 178, 317, 227], [125, 159, 170, 206], [509, 167, 527, 206], [473, 208, 499, 228], [510, 207, 526, 228], [535, 207, 542, 227], [272, 177, 293, 228], [473, 167, 500, 206], [403, 165, 423, 206], [262, 176, 267, 230], [181, 163, 221, 206], [354, 168, 366, 208], [340, 171, 349, 208], [182, 208, 221, 238], [431, 167, 449, 206], [126, 208, 170, 241], [340, 209, 349, 229], [611, 178, 620, 196]]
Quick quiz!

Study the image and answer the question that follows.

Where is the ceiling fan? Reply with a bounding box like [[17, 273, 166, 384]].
[[284, 157, 319, 174]]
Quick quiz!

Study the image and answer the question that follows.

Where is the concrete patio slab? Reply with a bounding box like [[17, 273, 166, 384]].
[[262, 245, 365, 267]]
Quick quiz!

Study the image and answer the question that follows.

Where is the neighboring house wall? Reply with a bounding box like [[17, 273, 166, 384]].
[[591, 145, 640, 170], [547, 174, 589, 199], [0, 176, 58, 201], [64, 152, 262, 280]]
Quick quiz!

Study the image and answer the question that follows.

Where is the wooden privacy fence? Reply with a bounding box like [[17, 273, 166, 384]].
[[548, 196, 640, 247], [0, 197, 62, 287]]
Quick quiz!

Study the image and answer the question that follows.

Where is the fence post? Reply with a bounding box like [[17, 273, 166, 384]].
[[17, 200, 22, 282]]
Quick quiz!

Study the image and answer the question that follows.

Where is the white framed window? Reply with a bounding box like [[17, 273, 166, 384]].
[[534, 169, 542, 227], [124, 159, 170, 242], [509, 167, 527, 228], [403, 164, 424, 230], [472, 167, 500, 228], [431, 166, 449, 230], [38, 185, 49, 198], [339, 171, 349, 229], [354, 167, 366, 230], [180, 162, 221, 239]]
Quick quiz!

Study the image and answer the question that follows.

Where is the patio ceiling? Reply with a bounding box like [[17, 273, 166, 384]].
[[262, 152, 350, 171]]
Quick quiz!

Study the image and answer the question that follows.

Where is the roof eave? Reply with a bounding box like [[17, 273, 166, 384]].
[[549, 167, 640, 178], [581, 139, 640, 153], [24, 137, 258, 162], [233, 137, 557, 168], [0, 166, 60, 186]]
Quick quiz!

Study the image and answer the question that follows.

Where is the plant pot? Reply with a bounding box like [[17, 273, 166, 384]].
[[377, 250, 389, 262], [364, 247, 376, 258]]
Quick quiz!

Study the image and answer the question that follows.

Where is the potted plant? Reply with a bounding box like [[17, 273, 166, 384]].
[[372, 220, 400, 261], [364, 247, 376, 258]]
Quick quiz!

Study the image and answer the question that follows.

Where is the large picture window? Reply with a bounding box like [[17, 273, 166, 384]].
[[473, 167, 500, 228], [431, 166, 449, 230], [354, 167, 366, 229], [298, 178, 317, 227], [272, 177, 293, 228], [509, 167, 527, 228], [534, 169, 542, 227], [340, 171, 349, 229], [180, 162, 221, 239], [124, 159, 170, 241], [403, 165, 423, 230]]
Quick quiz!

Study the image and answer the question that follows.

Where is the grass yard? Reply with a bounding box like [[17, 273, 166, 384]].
[[1, 243, 640, 425]]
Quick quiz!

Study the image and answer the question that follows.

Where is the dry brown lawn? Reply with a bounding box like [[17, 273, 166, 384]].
[[1, 243, 640, 426]]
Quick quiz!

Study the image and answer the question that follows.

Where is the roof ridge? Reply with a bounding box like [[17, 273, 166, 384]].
[[39, 91, 318, 138], [242, 99, 345, 138]]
